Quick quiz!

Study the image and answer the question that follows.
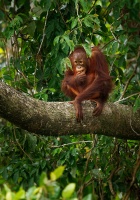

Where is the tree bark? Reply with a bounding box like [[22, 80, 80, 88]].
[[0, 81, 140, 140]]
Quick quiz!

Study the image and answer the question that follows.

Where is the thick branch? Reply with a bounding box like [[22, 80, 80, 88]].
[[0, 81, 140, 140]]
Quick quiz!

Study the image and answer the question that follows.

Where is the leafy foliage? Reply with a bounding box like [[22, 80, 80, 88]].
[[0, 167, 77, 200], [0, 0, 140, 199]]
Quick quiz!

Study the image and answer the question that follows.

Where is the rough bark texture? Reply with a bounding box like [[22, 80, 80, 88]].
[[0, 81, 140, 140]]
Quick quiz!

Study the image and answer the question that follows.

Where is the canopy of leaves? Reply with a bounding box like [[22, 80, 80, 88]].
[[0, 0, 140, 199]]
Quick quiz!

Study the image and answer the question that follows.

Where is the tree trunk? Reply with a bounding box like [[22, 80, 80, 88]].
[[0, 81, 140, 140]]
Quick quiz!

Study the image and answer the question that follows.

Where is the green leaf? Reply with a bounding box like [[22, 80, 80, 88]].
[[71, 18, 78, 29], [42, 0, 52, 11], [14, 59, 21, 70], [61, 57, 72, 71], [133, 97, 140, 113], [41, 160, 47, 170], [49, 88, 56, 93], [53, 36, 60, 46], [83, 44, 92, 57], [23, 21, 36, 37], [83, 194, 93, 200], [83, 15, 94, 28], [62, 183, 76, 199], [111, 41, 119, 54], [50, 166, 65, 181], [39, 172, 48, 186], [26, 186, 37, 199], [10, 15, 23, 28], [2, 168, 8, 180], [32, 6, 43, 17], [13, 171, 19, 183], [6, 191, 14, 200], [27, 21, 36, 37], [118, 56, 126, 68], [15, 188, 25, 200], [3, 75, 13, 81], [93, 17, 100, 26], [41, 93, 48, 101], [92, 169, 103, 179], [80, 0, 91, 12], [83, 14, 100, 28], [46, 19, 55, 39], [26, 134, 37, 152], [0, 10, 4, 20], [4, 184, 11, 192], [63, 35, 74, 49]]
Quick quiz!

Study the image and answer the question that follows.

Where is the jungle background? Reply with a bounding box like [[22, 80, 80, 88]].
[[0, 0, 140, 199]]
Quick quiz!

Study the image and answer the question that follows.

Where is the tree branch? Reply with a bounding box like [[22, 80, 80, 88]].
[[0, 81, 140, 140]]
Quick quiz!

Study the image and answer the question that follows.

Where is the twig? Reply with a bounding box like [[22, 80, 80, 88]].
[[13, 127, 33, 163], [34, 11, 48, 87], [102, 39, 115, 50], [110, 26, 120, 43], [77, 135, 98, 200], [119, 46, 140, 100], [51, 140, 93, 148], [37, 11, 48, 55], [108, 168, 122, 196], [115, 92, 140, 103], [123, 145, 140, 200], [75, 2, 82, 40], [110, 57, 116, 74], [17, 70, 34, 96], [119, 64, 138, 100], [87, 0, 98, 14], [56, 2, 68, 28]]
